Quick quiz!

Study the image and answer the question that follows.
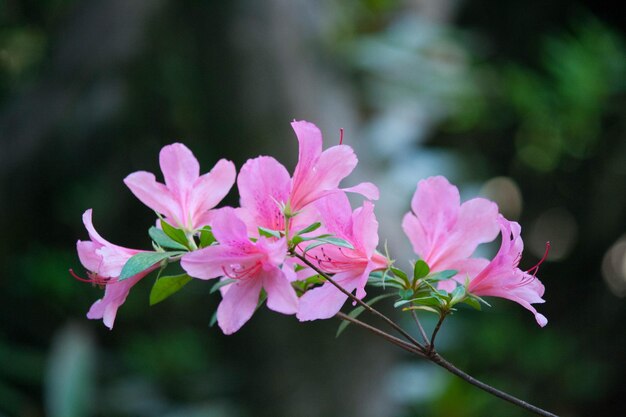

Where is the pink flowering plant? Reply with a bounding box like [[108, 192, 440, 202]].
[[72, 120, 556, 417]]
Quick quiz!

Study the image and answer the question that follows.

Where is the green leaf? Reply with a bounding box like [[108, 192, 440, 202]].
[[210, 278, 236, 294], [304, 236, 354, 253], [258, 227, 281, 238], [403, 305, 439, 314], [119, 252, 182, 281], [149, 273, 192, 305], [209, 310, 218, 327], [199, 226, 216, 247], [450, 285, 466, 306], [296, 222, 321, 235], [428, 270, 458, 281], [390, 267, 409, 282], [336, 294, 394, 337], [463, 296, 482, 310], [398, 288, 414, 300], [161, 220, 189, 247], [149, 227, 188, 251], [413, 260, 430, 281]]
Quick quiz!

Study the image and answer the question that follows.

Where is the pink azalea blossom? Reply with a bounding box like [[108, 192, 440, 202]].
[[124, 143, 236, 231], [297, 192, 389, 321], [181, 208, 298, 334], [75, 209, 158, 329], [401, 176, 500, 291], [236, 120, 378, 235], [468, 216, 548, 327]]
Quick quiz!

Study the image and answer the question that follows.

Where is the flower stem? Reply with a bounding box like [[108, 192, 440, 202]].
[[292, 251, 425, 351], [410, 309, 430, 345], [334, 313, 559, 417]]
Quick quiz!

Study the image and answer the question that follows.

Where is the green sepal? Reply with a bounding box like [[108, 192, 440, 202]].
[[119, 251, 183, 281], [336, 293, 394, 337], [149, 227, 188, 251], [149, 273, 192, 305]]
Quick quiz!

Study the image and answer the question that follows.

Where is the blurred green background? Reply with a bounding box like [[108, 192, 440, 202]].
[[1, 1, 625, 416]]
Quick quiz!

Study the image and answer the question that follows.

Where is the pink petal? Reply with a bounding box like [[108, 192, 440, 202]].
[[86, 272, 145, 330], [315, 192, 353, 241], [429, 198, 500, 268], [189, 159, 236, 229], [217, 277, 263, 334], [238, 156, 291, 231], [210, 207, 251, 246], [291, 145, 357, 210], [81, 210, 139, 257], [401, 212, 429, 262], [181, 245, 261, 280], [343, 182, 380, 200], [159, 143, 200, 197], [263, 267, 298, 314], [291, 120, 322, 192], [124, 172, 183, 226], [351, 201, 379, 257], [407, 176, 460, 263], [76, 240, 102, 272], [296, 272, 359, 321]]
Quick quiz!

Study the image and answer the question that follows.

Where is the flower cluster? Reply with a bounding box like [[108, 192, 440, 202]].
[[73, 120, 547, 334]]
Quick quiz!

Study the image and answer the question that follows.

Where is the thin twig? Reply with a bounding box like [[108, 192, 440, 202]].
[[428, 313, 446, 354], [410, 309, 430, 345], [335, 311, 559, 417], [336, 312, 424, 358], [293, 251, 425, 351]]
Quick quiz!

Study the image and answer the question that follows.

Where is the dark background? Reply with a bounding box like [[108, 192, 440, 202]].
[[1, 1, 624, 416]]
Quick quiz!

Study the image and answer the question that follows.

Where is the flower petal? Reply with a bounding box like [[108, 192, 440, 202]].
[[217, 277, 263, 334], [124, 172, 182, 225], [181, 245, 260, 280], [342, 182, 380, 200], [263, 267, 299, 314], [76, 240, 102, 272], [159, 143, 200, 197], [296, 272, 359, 321], [291, 120, 322, 192], [210, 207, 252, 247], [238, 156, 291, 231], [86, 271, 147, 330], [351, 201, 379, 257], [189, 159, 236, 229]]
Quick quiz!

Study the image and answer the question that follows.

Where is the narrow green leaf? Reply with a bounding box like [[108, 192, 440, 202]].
[[296, 222, 321, 235], [258, 227, 281, 238], [291, 235, 304, 246], [336, 293, 394, 337], [161, 220, 189, 247], [199, 226, 215, 247], [403, 305, 439, 314], [210, 278, 236, 294], [149, 273, 192, 305], [119, 252, 182, 281], [413, 260, 430, 281], [463, 296, 482, 310], [149, 227, 188, 251], [209, 310, 218, 327], [450, 286, 466, 306], [390, 267, 409, 282], [429, 269, 458, 281], [398, 288, 414, 300]]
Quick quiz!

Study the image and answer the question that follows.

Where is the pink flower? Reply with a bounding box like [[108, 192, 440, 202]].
[[468, 216, 548, 327], [236, 121, 378, 235], [124, 143, 236, 231], [401, 176, 500, 291], [75, 209, 158, 329], [181, 208, 298, 334], [297, 193, 389, 321]]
